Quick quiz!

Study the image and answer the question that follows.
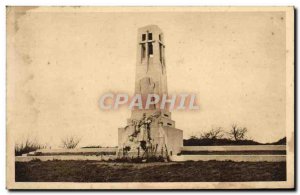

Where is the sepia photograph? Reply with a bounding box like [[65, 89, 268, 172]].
[[6, 6, 294, 189]]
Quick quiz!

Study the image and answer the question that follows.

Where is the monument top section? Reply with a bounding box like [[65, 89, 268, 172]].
[[137, 25, 164, 47], [134, 24, 167, 117], [138, 25, 163, 35]]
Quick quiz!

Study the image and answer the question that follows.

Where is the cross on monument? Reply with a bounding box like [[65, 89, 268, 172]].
[[139, 31, 165, 73]]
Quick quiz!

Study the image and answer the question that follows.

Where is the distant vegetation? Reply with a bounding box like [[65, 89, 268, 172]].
[[184, 138, 261, 146], [16, 135, 82, 156], [184, 124, 286, 146], [61, 135, 81, 149], [184, 137, 286, 146], [81, 146, 118, 148], [268, 137, 286, 145], [15, 138, 46, 156]]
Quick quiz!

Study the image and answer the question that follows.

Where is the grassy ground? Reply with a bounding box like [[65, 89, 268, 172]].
[[15, 160, 286, 182]]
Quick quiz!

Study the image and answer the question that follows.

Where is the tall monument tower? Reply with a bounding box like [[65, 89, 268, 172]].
[[131, 25, 168, 119], [118, 25, 183, 159]]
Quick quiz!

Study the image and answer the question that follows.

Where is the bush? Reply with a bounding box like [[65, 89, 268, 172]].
[[61, 135, 81, 149], [30, 158, 42, 162], [15, 138, 45, 156]]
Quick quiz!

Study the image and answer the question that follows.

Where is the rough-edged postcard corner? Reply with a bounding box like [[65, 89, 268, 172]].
[[6, 6, 294, 190]]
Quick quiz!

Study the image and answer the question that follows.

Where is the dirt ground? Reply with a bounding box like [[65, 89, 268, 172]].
[[15, 160, 286, 182]]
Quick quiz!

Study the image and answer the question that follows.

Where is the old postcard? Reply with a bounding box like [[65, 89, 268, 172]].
[[6, 6, 294, 189]]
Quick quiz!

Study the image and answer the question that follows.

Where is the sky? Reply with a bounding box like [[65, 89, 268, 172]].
[[7, 7, 287, 147]]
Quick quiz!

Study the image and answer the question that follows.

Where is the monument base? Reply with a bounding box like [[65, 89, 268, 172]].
[[118, 125, 183, 159]]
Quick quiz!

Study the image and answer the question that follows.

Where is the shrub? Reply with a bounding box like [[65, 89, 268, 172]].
[[61, 135, 81, 149], [15, 138, 45, 156]]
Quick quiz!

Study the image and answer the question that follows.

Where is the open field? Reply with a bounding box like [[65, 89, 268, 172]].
[[15, 160, 286, 182]]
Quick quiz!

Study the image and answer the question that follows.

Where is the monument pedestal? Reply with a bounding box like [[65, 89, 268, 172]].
[[118, 111, 183, 158], [118, 124, 183, 158]]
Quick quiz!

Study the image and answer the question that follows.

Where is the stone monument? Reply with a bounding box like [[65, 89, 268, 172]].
[[118, 25, 183, 159]]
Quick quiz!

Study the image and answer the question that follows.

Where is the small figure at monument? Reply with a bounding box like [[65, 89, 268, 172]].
[[137, 113, 152, 143]]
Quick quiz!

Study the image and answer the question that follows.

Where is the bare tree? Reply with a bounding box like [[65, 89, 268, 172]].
[[61, 135, 81, 149], [200, 127, 224, 140], [228, 124, 247, 141]]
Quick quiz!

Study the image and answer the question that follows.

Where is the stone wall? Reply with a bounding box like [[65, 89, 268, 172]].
[[163, 126, 183, 156], [170, 155, 286, 162], [16, 155, 117, 162], [171, 145, 286, 162], [182, 145, 286, 151]]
